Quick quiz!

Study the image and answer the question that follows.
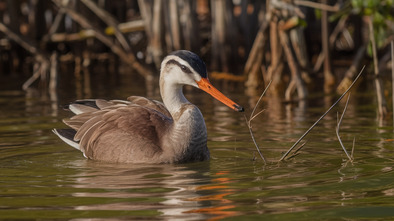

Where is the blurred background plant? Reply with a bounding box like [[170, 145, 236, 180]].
[[0, 0, 393, 117]]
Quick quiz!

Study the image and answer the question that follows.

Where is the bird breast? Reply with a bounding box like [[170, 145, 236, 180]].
[[163, 104, 209, 163]]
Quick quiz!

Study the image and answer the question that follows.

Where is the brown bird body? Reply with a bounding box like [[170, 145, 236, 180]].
[[54, 50, 243, 164]]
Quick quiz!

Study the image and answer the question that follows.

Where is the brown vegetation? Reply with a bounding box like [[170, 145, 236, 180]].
[[0, 0, 393, 118]]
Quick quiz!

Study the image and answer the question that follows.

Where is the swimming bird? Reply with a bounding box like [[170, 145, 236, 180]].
[[53, 50, 244, 164]]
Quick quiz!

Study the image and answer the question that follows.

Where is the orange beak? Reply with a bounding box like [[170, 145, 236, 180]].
[[197, 78, 244, 112]]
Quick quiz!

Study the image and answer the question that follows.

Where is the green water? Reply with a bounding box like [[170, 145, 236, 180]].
[[1, 72, 394, 220]]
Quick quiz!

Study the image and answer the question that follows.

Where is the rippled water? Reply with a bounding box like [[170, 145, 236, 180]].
[[1, 71, 394, 220]]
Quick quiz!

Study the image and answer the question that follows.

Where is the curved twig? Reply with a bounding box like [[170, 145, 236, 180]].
[[244, 115, 266, 164], [336, 93, 353, 161], [279, 66, 365, 161], [245, 80, 273, 164], [250, 80, 273, 122]]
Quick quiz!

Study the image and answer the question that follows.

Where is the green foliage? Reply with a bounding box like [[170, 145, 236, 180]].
[[292, 16, 307, 28], [315, 8, 322, 20], [350, 0, 393, 21], [351, 0, 394, 53], [351, 0, 394, 19]]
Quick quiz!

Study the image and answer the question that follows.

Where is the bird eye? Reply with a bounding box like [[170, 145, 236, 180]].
[[179, 65, 191, 74]]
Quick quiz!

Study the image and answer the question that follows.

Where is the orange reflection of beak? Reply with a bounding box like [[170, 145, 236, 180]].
[[197, 78, 244, 112]]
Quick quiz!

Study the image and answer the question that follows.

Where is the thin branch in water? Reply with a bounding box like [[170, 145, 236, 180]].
[[244, 115, 266, 164], [391, 41, 394, 128], [286, 141, 307, 160], [249, 80, 273, 122], [351, 137, 356, 159], [249, 109, 266, 122], [279, 66, 365, 161], [336, 93, 353, 161], [245, 80, 273, 164]]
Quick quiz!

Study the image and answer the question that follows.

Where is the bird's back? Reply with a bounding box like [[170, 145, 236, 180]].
[[54, 97, 174, 163]]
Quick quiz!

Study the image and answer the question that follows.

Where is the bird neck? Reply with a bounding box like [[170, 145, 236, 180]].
[[160, 78, 190, 118]]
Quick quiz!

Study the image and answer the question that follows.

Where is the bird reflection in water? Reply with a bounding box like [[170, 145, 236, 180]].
[[67, 160, 239, 220]]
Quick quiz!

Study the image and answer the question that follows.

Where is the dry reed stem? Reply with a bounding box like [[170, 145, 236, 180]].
[[391, 41, 394, 127], [335, 93, 353, 161], [294, 0, 339, 12], [351, 137, 356, 159], [250, 80, 272, 121], [286, 141, 307, 160], [279, 66, 365, 162], [52, 0, 151, 78], [369, 17, 387, 118], [245, 80, 273, 164], [244, 115, 266, 164], [81, 0, 131, 52]]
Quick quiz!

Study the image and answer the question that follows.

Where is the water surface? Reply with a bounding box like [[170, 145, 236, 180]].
[[1, 71, 394, 220]]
